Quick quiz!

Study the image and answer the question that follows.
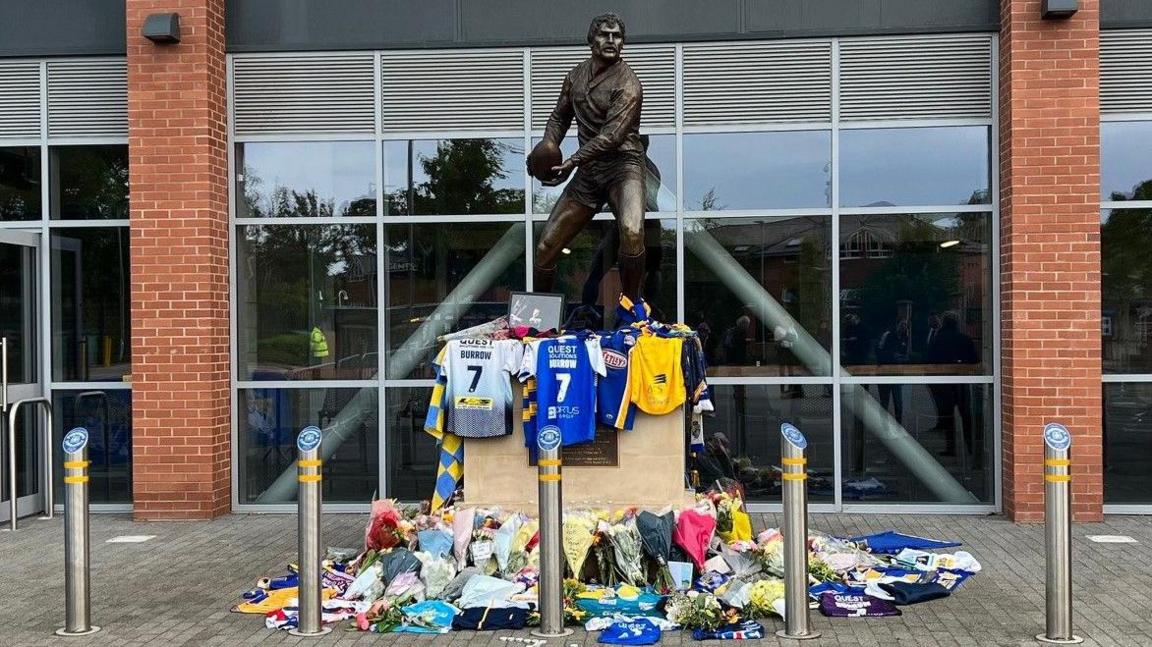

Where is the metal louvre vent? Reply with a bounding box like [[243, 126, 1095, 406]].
[[1101, 30, 1152, 115], [530, 45, 675, 131], [840, 35, 992, 121], [47, 59, 127, 138], [381, 50, 523, 132], [233, 54, 375, 135], [0, 62, 41, 139], [683, 40, 832, 126]]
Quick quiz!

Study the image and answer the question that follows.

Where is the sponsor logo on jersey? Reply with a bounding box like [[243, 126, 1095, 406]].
[[652, 373, 667, 384], [603, 349, 628, 370], [456, 396, 494, 410]]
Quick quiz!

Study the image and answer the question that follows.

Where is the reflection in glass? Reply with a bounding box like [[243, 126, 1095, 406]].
[[841, 383, 992, 503], [236, 142, 376, 218], [238, 388, 378, 503], [840, 127, 990, 207], [385, 222, 525, 378], [839, 213, 991, 375], [698, 385, 834, 503], [1101, 121, 1152, 202], [533, 135, 676, 213], [1102, 208, 1152, 373], [386, 387, 438, 502], [0, 147, 41, 221], [0, 242, 36, 384], [53, 389, 132, 503], [1103, 383, 1152, 503], [52, 227, 131, 381], [237, 224, 378, 381], [684, 131, 831, 210], [684, 216, 831, 377], [50, 145, 129, 220], [533, 219, 675, 329], [384, 138, 525, 216]]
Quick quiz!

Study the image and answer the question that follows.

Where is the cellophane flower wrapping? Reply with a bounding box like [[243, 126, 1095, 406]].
[[664, 590, 724, 630], [365, 499, 408, 552], [415, 550, 457, 600], [562, 512, 596, 578], [608, 518, 646, 587], [451, 507, 475, 570], [592, 521, 619, 586], [745, 578, 785, 618]]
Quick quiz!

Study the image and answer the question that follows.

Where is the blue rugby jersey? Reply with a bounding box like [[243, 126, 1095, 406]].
[[518, 335, 606, 447]]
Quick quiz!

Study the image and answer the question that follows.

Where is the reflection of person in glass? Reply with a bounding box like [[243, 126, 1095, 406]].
[[876, 319, 910, 421], [528, 13, 647, 306], [696, 432, 736, 488], [926, 311, 978, 456]]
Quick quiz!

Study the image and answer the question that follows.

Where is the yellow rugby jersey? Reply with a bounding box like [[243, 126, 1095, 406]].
[[626, 335, 686, 416]]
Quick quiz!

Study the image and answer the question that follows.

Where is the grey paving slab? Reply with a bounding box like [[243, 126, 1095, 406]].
[[0, 513, 1149, 646]]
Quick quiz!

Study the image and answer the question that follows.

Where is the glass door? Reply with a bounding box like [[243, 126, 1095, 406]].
[[0, 229, 43, 524]]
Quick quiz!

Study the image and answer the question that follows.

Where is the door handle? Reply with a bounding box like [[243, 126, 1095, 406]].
[[1, 337, 8, 413]]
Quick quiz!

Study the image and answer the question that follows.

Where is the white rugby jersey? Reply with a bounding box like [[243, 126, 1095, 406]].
[[441, 339, 524, 438]]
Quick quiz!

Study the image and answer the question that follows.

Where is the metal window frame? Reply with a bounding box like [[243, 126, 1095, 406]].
[[226, 35, 1001, 515]]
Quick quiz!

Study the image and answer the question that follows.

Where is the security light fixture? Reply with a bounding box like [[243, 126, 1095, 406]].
[[1041, 0, 1078, 19], [142, 13, 181, 44]]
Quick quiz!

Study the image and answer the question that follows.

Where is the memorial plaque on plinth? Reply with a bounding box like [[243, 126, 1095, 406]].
[[530, 426, 619, 467]]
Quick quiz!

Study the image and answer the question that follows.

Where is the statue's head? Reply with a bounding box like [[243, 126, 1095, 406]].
[[587, 13, 625, 63]]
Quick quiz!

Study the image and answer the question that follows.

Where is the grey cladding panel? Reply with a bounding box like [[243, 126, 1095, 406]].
[[381, 50, 524, 132], [233, 54, 376, 135], [1103, 0, 1152, 28], [226, 0, 456, 51], [0, 0, 125, 58], [746, 0, 997, 37]]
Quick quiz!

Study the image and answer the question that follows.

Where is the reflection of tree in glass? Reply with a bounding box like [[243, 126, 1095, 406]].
[[1102, 187, 1152, 366], [241, 164, 374, 218], [58, 147, 129, 218], [0, 148, 39, 218], [698, 187, 725, 211], [388, 139, 524, 215], [1111, 178, 1152, 203]]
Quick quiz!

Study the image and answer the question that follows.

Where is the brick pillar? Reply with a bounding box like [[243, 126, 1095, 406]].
[[127, 0, 231, 520], [1000, 0, 1102, 522]]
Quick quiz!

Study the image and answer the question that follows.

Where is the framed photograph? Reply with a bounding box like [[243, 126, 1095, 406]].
[[508, 291, 566, 332]]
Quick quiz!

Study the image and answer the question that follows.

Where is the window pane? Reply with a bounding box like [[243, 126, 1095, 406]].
[[685, 216, 832, 377], [385, 222, 525, 378], [533, 134, 676, 213], [698, 384, 834, 503], [1102, 121, 1152, 202], [840, 127, 990, 207], [1103, 383, 1152, 504], [53, 389, 132, 503], [386, 386, 438, 502], [532, 218, 676, 328], [238, 387, 378, 503], [384, 138, 525, 216], [0, 146, 41, 221], [236, 142, 376, 218], [840, 213, 991, 376], [684, 131, 831, 210], [841, 382, 993, 504], [1102, 208, 1152, 373], [237, 224, 378, 381], [50, 145, 129, 220], [51, 227, 131, 381]]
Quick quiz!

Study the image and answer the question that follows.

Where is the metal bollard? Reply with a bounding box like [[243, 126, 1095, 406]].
[[777, 422, 819, 640], [289, 426, 330, 637], [531, 425, 572, 638], [1036, 423, 1082, 644], [55, 427, 100, 636]]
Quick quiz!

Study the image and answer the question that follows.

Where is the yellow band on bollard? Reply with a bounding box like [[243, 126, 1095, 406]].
[[298, 474, 322, 483], [538, 474, 562, 482], [1044, 459, 1071, 467], [64, 460, 90, 469], [781, 457, 807, 466], [1045, 474, 1071, 482], [64, 476, 89, 484], [298, 459, 322, 468], [781, 473, 807, 481], [538, 459, 561, 467]]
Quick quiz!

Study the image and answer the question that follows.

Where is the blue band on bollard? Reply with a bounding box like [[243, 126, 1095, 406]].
[[62, 427, 89, 454], [297, 426, 322, 452], [780, 422, 807, 450], [1043, 423, 1071, 451], [537, 425, 561, 452]]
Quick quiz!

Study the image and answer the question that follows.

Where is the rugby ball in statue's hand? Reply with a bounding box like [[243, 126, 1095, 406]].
[[528, 140, 563, 181]]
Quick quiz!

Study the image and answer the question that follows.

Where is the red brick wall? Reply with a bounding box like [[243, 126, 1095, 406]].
[[127, 0, 231, 520], [1000, 0, 1102, 522]]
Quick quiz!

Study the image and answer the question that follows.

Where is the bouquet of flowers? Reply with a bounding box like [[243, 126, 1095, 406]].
[[756, 534, 785, 577], [357, 596, 409, 633], [505, 518, 538, 575], [470, 525, 497, 574], [562, 512, 597, 578], [608, 518, 646, 587], [592, 521, 619, 586], [744, 578, 785, 618], [808, 556, 838, 583], [664, 590, 724, 631], [705, 479, 752, 543], [636, 511, 675, 593], [365, 499, 411, 551]]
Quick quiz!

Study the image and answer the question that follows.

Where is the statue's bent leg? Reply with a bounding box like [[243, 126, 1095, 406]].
[[534, 193, 597, 293], [608, 165, 647, 301]]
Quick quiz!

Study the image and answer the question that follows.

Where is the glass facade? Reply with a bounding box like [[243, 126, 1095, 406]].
[[1102, 118, 1152, 505], [232, 114, 995, 507]]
